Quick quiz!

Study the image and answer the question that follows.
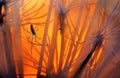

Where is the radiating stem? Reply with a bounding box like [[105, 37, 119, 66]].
[[37, 0, 54, 77]]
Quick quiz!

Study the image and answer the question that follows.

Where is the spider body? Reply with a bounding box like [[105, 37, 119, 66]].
[[30, 24, 36, 35]]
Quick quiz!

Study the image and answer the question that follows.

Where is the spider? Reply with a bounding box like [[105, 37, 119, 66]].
[[22, 24, 41, 54]]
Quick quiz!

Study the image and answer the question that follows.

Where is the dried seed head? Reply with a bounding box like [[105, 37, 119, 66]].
[[93, 31, 104, 46]]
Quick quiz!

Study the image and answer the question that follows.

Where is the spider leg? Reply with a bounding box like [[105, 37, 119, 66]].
[[31, 35, 34, 54]]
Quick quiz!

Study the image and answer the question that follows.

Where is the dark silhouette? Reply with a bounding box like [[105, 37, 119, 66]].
[[0, 0, 6, 25], [30, 24, 36, 35], [73, 31, 103, 78], [0, 72, 5, 78]]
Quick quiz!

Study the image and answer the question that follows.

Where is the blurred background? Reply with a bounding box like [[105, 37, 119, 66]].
[[0, 0, 120, 78]]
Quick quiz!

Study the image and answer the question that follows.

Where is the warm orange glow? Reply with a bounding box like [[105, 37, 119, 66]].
[[8, 0, 112, 78], [0, 0, 119, 78], [21, 1, 98, 77]]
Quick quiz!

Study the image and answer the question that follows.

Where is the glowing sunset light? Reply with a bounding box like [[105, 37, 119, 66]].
[[0, 0, 120, 78]]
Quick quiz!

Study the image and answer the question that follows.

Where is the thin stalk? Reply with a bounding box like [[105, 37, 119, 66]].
[[73, 31, 103, 78], [58, 3, 66, 71], [73, 40, 100, 78], [46, 8, 58, 75], [64, 4, 83, 69], [3, 23, 17, 78], [37, 0, 54, 77]]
